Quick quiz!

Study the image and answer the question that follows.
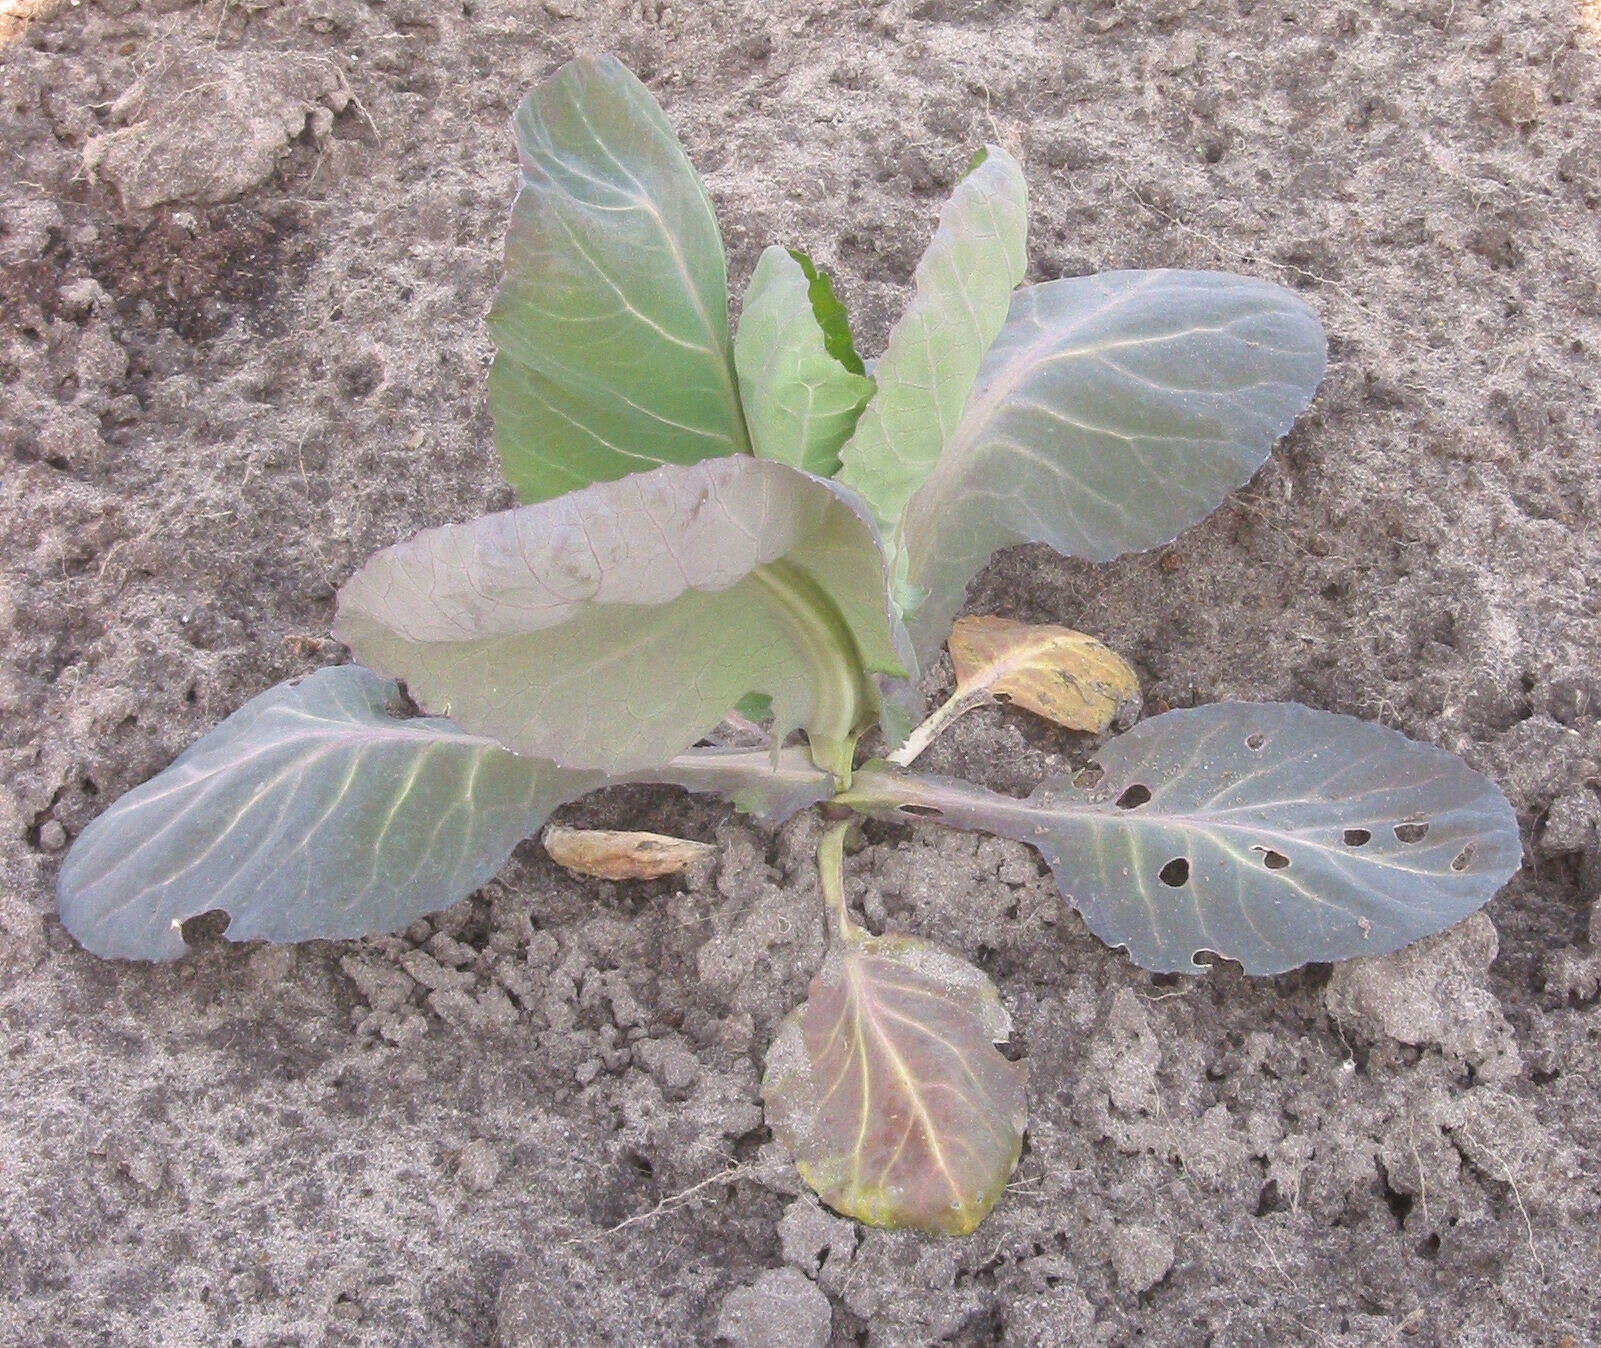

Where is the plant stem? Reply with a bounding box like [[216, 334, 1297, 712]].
[[817, 819, 860, 942], [886, 687, 989, 767], [746, 559, 873, 790]]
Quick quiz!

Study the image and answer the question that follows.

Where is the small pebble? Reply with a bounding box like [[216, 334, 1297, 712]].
[[457, 1139, 500, 1193], [1489, 71, 1543, 125], [38, 820, 66, 852], [1111, 1224, 1175, 1294]]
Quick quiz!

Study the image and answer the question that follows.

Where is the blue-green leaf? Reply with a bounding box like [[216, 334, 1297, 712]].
[[896, 271, 1327, 668], [848, 702, 1521, 975], [56, 666, 834, 961]]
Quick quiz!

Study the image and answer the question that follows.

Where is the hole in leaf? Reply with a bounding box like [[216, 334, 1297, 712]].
[[1451, 845, 1474, 873], [1074, 762, 1104, 790], [1343, 827, 1372, 847], [1158, 857, 1190, 887], [1260, 849, 1290, 870], [899, 804, 943, 819], [1245, 732, 1266, 750], [1115, 783, 1152, 810], [179, 909, 231, 946], [1394, 821, 1429, 844], [992, 691, 1013, 705]]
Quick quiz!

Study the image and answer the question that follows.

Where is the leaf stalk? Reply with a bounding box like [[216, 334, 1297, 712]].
[[816, 819, 860, 942]]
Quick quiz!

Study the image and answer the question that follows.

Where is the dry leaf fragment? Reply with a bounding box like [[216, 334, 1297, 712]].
[[543, 825, 718, 880], [950, 615, 1141, 729], [891, 615, 1140, 765]]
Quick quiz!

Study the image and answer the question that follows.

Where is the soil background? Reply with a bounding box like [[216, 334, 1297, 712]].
[[3, 1, 1600, 1344]]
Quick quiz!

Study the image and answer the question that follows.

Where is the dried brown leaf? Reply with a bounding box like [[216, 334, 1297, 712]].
[[543, 825, 718, 881], [950, 614, 1140, 732]]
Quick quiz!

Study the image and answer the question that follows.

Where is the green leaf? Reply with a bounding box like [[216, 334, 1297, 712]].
[[788, 248, 866, 375], [846, 702, 1522, 975], [734, 246, 875, 476], [896, 271, 1327, 668], [488, 56, 749, 504], [56, 666, 834, 961], [334, 456, 911, 777], [764, 930, 1028, 1236], [836, 144, 1027, 534]]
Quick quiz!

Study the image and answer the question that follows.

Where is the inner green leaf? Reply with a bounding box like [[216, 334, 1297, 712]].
[[787, 249, 867, 376], [488, 55, 749, 504]]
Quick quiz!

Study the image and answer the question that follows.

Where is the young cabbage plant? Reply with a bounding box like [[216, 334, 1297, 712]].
[[57, 56, 1522, 1238]]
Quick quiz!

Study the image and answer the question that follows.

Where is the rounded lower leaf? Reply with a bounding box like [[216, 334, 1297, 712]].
[[55, 666, 607, 960], [764, 932, 1027, 1236]]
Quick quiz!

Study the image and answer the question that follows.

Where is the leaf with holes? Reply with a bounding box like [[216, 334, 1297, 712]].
[[488, 56, 748, 503], [334, 455, 911, 777], [847, 702, 1521, 974], [763, 930, 1027, 1236], [56, 667, 833, 961], [734, 246, 875, 477], [895, 271, 1328, 667]]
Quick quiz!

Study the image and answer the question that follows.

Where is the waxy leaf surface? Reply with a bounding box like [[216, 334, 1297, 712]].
[[335, 456, 910, 775], [837, 146, 1028, 535], [852, 702, 1521, 974], [764, 932, 1027, 1236], [897, 271, 1327, 667], [488, 56, 748, 503], [55, 666, 607, 960], [734, 246, 875, 476], [57, 667, 834, 961]]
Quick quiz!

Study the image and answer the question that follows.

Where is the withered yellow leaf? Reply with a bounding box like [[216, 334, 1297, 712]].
[[543, 825, 718, 880], [950, 615, 1140, 732]]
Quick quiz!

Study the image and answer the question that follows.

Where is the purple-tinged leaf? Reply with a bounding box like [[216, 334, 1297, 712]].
[[764, 931, 1027, 1236]]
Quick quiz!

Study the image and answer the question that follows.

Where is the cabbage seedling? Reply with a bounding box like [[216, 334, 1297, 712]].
[[58, 57, 1522, 1237]]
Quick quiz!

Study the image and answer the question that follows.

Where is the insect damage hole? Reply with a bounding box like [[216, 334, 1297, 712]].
[[1245, 732, 1267, 750], [1115, 783, 1152, 810], [1451, 845, 1475, 873], [1158, 857, 1190, 887], [1393, 821, 1430, 844], [1343, 827, 1372, 847], [1074, 762, 1104, 790], [179, 909, 232, 946], [899, 804, 943, 819], [1252, 845, 1290, 870]]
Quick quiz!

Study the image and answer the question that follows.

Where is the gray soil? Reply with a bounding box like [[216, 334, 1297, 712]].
[[3, 0, 1599, 1344]]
